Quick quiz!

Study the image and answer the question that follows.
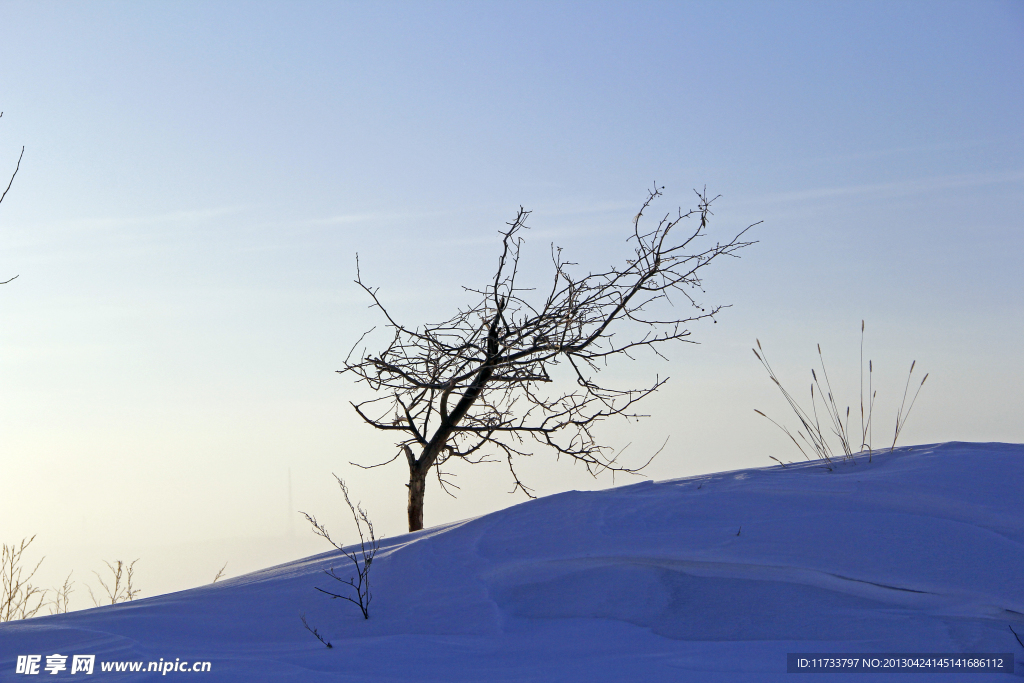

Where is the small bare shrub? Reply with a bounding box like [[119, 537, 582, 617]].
[[1, 536, 46, 621], [49, 573, 74, 615], [300, 475, 380, 619]]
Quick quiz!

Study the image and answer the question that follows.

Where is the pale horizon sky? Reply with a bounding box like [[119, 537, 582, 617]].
[[1, 1, 1022, 606]]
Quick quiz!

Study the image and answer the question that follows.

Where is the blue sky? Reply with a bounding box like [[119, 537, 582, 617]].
[[1, 1, 1021, 600]]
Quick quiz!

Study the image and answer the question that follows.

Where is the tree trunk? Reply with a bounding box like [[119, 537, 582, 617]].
[[407, 468, 427, 532]]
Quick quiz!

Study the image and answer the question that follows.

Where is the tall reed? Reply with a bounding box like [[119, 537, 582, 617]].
[[754, 321, 927, 469]]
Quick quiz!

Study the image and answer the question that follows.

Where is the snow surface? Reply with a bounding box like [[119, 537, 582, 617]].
[[2, 442, 1022, 681]]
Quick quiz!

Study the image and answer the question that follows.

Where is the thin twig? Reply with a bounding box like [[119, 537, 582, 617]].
[[300, 614, 333, 648], [1010, 624, 1024, 651]]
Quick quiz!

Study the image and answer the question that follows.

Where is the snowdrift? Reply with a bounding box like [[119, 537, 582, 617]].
[[2, 442, 1022, 681]]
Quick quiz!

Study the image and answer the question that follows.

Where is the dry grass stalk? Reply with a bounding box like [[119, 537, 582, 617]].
[[892, 360, 928, 453], [49, 573, 75, 615], [752, 340, 842, 470]]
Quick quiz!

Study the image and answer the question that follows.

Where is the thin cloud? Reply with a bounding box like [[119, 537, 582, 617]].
[[753, 169, 1024, 206], [19, 205, 253, 235], [802, 138, 988, 165]]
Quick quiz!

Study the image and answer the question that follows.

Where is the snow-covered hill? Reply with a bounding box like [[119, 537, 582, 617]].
[[2, 442, 1022, 681]]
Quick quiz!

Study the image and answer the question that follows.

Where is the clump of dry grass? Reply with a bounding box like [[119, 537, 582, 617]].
[[754, 321, 928, 470], [1, 536, 46, 621], [88, 559, 140, 606], [3, 538, 143, 617]]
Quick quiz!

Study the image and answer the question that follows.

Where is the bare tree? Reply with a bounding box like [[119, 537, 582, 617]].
[[300, 475, 380, 619], [88, 559, 140, 606], [340, 185, 757, 531], [1, 536, 46, 621], [1, 110, 23, 285]]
